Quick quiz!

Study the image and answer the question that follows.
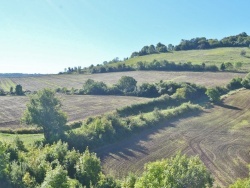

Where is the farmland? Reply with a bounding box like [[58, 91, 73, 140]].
[[0, 95, 150, 129], [95, 89, 250, 187], [0, 71, 246, 92], [122, 47, 250, 69]]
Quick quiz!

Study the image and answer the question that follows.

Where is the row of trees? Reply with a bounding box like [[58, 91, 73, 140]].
[[0, 84, 23, 96], [206, 73, 250, 103], [131, 32, 250, 58], [66, 76, 206, 99], [84, 61, 221, 75]]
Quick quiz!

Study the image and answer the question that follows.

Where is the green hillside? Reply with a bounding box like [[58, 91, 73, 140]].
[[120, 47, 250, 69]]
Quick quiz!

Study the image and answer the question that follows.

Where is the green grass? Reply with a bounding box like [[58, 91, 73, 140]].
[[0, 78, 16, 92], [0, 133, 43, 146], [119, 47, 250, 69]]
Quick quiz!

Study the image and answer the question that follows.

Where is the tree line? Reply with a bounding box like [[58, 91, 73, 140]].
[[130, 32, 250, 57], [0, 84, 24, 96], [63, 59, 244, 75]]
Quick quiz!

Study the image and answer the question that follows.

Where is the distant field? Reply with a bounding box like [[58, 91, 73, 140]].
[[95, 89, 250, 187], [0, 95, 150, 129], [0, 71, 246, 91], [122, 47, 250, 68]]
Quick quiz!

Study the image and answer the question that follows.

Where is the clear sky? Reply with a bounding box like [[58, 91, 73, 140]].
[[1, 0, 250, 74]]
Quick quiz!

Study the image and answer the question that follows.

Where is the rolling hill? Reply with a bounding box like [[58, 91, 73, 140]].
[[95, 89, 250, 187], [116, 47, 250, 69]]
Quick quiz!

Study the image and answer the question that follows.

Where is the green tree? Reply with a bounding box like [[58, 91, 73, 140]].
[[15, 84, 23, 95], [10, 86, 13, 94], [75, 148, 101, 187], [206, 88, 221, 103], [242, 72, 250, 89], [21, 89, 67, 143], [41, 165, 70, 188], [134, 153, 213, 188], [220, 63, 226, 71], [0, 142, 9, 180], [116, 76, 137, 93]]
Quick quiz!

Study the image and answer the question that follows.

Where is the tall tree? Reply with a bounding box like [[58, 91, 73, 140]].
[[15, 84, 23, 95], [22, 89, 67, 143]]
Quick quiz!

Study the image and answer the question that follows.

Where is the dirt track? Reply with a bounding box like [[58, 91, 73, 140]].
[[95, 89, 250, 187]]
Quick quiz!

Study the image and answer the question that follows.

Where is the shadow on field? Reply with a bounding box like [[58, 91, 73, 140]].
[[94, 110, 203, 161], [217, 103, 242, 110]]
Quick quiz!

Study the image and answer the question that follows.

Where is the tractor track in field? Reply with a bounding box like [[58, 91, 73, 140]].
[[95, 89, 250, 187]]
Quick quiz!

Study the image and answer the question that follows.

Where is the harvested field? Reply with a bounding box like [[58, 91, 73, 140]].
[[0, 95, 150, 129], [95, 89, 250, 187], [0, 71, 246, 91]]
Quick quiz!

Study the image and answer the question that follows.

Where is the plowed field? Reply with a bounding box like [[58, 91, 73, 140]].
[[95, 89, 250, 187], [0, 95, 150, 129], [0, 71, 246, 91]]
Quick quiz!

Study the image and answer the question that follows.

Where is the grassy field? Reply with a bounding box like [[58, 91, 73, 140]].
[[95, 89, 250, 187], [122, 47, 250, 69], [0, 71, 246, 92], [0, 95, 150, 129], [0, 133, 43, 147]]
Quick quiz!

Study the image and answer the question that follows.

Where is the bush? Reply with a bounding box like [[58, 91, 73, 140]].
[[242, 72, 250, 89], [75, 148, 101, 187], [82, 79, 108, 95], [226, 77, 243, 90], [134, 153, 213, 188], [15, 84, 23, 95]]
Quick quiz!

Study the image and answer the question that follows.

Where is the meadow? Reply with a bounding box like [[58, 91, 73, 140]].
[[122, 47, 250, 69], [95, 89, 250, 187]]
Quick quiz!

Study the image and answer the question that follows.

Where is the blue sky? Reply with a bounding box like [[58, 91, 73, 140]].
[[1, 0, 250, 74]]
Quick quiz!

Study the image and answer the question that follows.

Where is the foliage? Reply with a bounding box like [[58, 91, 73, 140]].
[[116, 76, 137, 93], [206, 87, 223, 103], [226, 77, 243, 90], [82, 79, 108, 95], [0, 142, 9, 180], [134, 153, 213, 188], [121, 173, 137, 188], [21, 89, 67, 143], [230, 178, 250, 188], [241, 72, 250, 89], [15, 84, 23, 95], [67, 102, 201, 150], [230, 165, 250, 188], [137, 83, 159, 98], [41, 164, 70, 188], [75, 147, 101, 187]]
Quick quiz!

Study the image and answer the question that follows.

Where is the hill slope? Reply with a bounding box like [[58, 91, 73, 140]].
[[121, 47, 250, 68], [95, 89, 250, 187]]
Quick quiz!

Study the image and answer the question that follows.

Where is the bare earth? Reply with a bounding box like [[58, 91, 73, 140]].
[[0, 71, 246, 91], [95, 89, 250, 187], [0, 95, 150, 129]]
